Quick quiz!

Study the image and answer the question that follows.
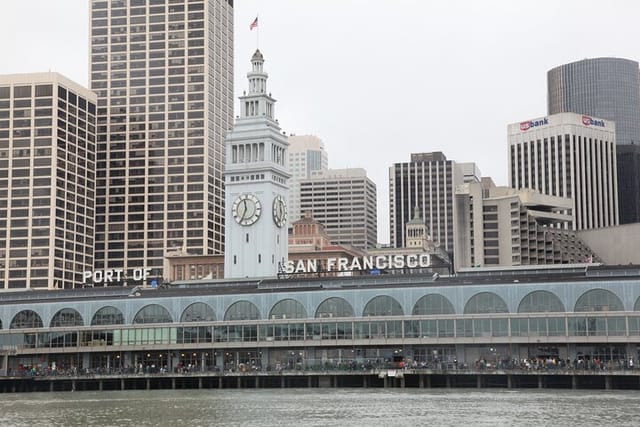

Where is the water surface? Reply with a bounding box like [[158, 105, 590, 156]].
[[0, 388, 638, 426]]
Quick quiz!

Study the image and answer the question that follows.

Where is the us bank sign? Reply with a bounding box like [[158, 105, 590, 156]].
[[284, 254, 432, 274]]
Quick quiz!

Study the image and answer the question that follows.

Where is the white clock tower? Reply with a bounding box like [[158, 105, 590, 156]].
[[224, 50, 290, 278]]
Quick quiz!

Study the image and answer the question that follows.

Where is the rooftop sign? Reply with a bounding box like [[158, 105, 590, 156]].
[[284, 254, 432, 275], [520, 117, 548, 131], [582, 115, 605, 127]]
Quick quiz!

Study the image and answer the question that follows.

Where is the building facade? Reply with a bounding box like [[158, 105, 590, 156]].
[[389, 152, 480, 260], [299, 168, 377, 250], [89, 0, 234, 277], [223, 50, 290, 278], [0, 73, 97, 290], [548, 57, 640, 224], [287, 211, 366, 278], [508, 113, 618, 230], [287, 135, 328, 225], [1, 265, 640, 377], [455, 178, 596, 268], [616, 144, 640, 223]]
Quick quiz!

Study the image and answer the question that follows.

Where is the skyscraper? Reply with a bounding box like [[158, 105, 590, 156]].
[[508, 113, 618, 230], [548, 57, 640, 224], [300, 168, 377, 250], [287, 135, 328, 224], [89, 0, 234, 277], [389, 152, 479, 258], [0, 73, 97, 289]]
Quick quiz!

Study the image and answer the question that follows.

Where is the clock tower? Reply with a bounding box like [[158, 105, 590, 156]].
[[223, 50, 290, 278]]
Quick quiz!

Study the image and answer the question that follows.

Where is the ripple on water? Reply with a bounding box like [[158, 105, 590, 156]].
[[0, 389, 639, 427]]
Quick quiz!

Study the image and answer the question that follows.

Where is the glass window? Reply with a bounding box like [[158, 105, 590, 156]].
[[412, 294, 455, 315], [91, 306, 124, 325], [50, 308, 84, 327], [363, 295, 403, 316], [574, 289, 624, 312], [518, 291, 565, 313], [35, 85, 52, 97], [315, 297, 354, 318], [180, 302, 215, 322], [224, 301, 259, 321], [607, 317, 626, 336], [464, 292, 508, 314], [10, 310, 44, 329], [269, 299, 307, 319], [13, 86, 31, 98], [133, 304, 173, 324]]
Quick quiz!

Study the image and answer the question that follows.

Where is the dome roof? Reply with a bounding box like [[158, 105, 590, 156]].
[[251, 49, 264, 61]]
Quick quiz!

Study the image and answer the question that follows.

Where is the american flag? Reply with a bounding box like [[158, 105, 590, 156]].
[[250, 17, 258, 30]]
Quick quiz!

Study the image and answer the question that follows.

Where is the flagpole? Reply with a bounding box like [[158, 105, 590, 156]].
[[256, 14, 259, 49]]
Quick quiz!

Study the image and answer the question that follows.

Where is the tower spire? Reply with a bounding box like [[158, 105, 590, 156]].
[[239, 50, 275, 119]]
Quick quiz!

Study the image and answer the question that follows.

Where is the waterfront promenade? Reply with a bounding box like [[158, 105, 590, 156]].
[[3, 364, 640, 393]]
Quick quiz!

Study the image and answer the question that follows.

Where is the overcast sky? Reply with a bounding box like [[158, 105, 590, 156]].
[[1, 0, 639, 244]]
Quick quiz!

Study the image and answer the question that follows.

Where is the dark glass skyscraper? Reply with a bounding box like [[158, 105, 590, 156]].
[[548, 57, 640, 224]]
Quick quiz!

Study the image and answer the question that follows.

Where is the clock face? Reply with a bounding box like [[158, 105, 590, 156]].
[[232, 193, 262, 226], [272, 195, 287, 227]]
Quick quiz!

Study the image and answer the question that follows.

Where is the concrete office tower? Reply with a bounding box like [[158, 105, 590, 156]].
[[224, 50, 290, 279], [389, 152, 480, 257], [288, 135, 328, 224], [455, 178, 597, 268], [299, 168, 377, 250], [548, 57, 640, 224], [0, 73, 97, 289], [508, 113, 618, 230], [89, 0, 234, 277]]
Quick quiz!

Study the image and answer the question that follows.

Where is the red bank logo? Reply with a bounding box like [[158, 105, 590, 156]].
[[520, 117, 548, 131], [582, 116, 606, 127]]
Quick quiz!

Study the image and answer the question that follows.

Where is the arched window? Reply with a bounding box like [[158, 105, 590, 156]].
[[363, 295, 403, 317], [10, 310, 43, 329], [91, 306, 125, 326], [181, 302, 216, 322], [315, 297, 355, 318], [575, 289, 624, 312], [464, 292, 508, 314], [518, 291, 565, 313], [133, 304, 173, 324], [50, 308, 84, 327], [224, 301, 260, 321], [634, 296, 640, 311], [412, 294, 455, 315], [269, 299, 307, 320]]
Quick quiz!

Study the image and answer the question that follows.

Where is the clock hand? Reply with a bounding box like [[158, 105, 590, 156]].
[[242, 199, 249, 220]]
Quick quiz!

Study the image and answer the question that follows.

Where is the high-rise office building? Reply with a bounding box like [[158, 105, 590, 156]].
[[0, 73, 97, 289], [617, 145, 640, 222], [287, 135, 328, 224], [548, 57, 640, 224], [299, 168, 377, 250], [508, 113, 618, 230], [89, 0, 234, 277], [455, 178, 597, 268], [389, 152, 480, 258]]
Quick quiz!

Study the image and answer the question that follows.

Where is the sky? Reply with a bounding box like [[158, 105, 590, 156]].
[[1, 0, 639, 244]]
